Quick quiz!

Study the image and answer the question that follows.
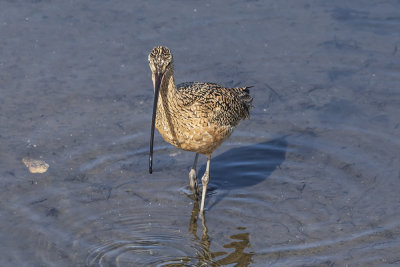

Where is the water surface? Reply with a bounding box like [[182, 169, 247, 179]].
[[1, 1, 399, 266]]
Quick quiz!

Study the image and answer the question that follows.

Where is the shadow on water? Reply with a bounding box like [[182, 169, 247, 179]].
[[198, 137, 288, 209]]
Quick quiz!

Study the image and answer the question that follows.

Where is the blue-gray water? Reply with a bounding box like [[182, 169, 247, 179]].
[[1, 1, 399, 266]]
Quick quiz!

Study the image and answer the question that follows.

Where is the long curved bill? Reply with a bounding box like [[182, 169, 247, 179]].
[[149, 72, 162, 174]]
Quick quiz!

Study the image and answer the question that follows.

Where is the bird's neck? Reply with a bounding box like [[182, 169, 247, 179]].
[[159, 69, 178, 101]]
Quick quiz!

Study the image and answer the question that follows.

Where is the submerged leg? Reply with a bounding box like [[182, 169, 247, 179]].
[[189, 153, 199, 195], [200, 154, 211, 214]]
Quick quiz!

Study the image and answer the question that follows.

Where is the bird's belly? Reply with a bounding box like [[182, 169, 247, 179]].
[[156, 122, 234, 155]]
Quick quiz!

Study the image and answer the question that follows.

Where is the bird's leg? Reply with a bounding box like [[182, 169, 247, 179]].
[[200, 154, 211, 215], [189, 153, 199, 196]]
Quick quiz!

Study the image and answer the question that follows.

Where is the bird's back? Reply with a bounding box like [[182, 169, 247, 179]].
[[176, 82, 253, 127]]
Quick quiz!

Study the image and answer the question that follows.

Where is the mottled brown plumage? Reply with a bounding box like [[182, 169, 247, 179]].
[[148, 46, 253, 214]]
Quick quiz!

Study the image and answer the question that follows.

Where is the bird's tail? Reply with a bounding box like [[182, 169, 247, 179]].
[[238, 86, 253, 118]]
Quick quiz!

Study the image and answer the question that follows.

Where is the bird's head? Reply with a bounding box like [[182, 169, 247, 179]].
[[148, 46, 173, 82]]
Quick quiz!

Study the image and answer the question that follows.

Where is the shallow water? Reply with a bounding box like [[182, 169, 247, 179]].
[[1, 1, 400, 266]]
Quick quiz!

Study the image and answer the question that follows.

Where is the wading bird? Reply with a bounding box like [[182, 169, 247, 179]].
[[148, 46, 252, 214]]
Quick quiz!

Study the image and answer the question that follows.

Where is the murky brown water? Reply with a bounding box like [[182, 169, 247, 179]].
[[1, 1, 400, 266]]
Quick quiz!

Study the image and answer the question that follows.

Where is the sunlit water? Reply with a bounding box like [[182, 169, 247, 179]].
[[1, 1, 400, 266]]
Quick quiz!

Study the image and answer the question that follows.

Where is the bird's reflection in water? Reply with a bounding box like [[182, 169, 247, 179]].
[[187, 200, 253, 266]]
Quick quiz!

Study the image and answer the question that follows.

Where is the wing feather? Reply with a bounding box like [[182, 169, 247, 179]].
[[176, 82, 253, 126]]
